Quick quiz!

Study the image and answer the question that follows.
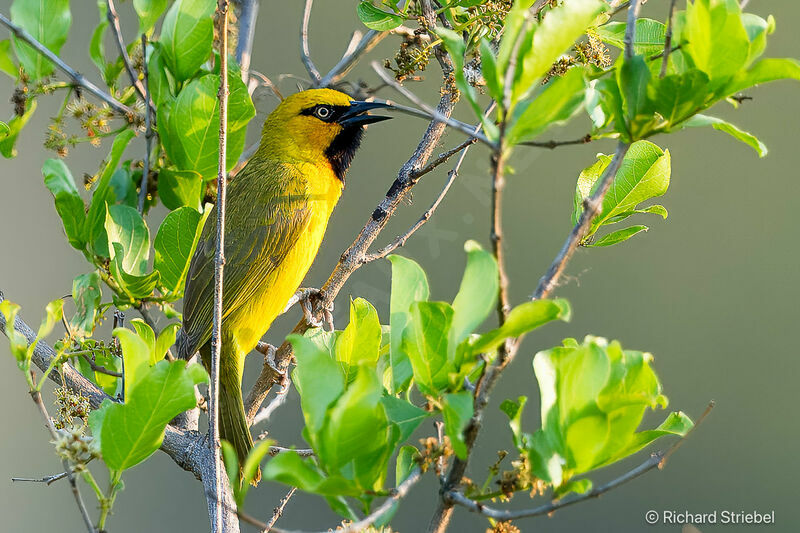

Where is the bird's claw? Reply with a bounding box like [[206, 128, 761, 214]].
[[256, 342, 289, 390]]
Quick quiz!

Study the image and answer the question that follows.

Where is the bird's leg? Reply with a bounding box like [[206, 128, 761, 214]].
[[283, 288, 335, 330], [256, 341, 288, 390]]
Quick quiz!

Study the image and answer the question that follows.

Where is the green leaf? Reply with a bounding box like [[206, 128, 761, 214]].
[[646, 70, 711, 128], [160, 0, 215, 81], [234, 438, 275, 505], [387, 255, 429, 394], [468, 299, 571, 356], [154, 206, 208, 296], [356, 2, 403, 31], [0, 98, 37, 158], [290, 334, 345, 439], [381, 396, 429, 443], [401, 301, 454, 396], [262, 449, 359, 498], [479, 38, 502, 103], [155, 323, 180, 362], [500, 396, 528, 450], [105, 205, 151, 276], [443, 392, 473, 459], [70, 273, 102, 337], [134, 0, 168, 34], [148, 45, 175, 105], [320, 366, 392, 491], [0, 40, 18, 79], [114, 326, 152, 398], [42, 159, 86, 250], [723, 58, 800, 96], [334, 298, 382, 384], [586, 225, 648, 247], [512, 0, 606, 103], [508, 68, 587, 145], [86, 129, 137, 257], [683, 0, 750, 91], [158, 168, 204, 211], [0, 300, 26, 363], [163, 73, 255, 179], [10, 0, 71, 79], [682, 114, 767, 157], [109, 243, 160, 304], [574, 140, 671, 237], [450, 241, 498, 346], [595, 19, 666, 55], [618, 55, 653, 139], [89, 360, 207, 472]]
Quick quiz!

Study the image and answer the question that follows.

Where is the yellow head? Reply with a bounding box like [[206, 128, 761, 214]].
[[258, 88, 391, 181]]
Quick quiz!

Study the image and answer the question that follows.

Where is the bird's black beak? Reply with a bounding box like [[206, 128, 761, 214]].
[[338, 100, 392, 127]]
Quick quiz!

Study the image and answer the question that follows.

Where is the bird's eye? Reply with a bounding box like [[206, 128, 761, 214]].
[[314, 105, 332, 120]]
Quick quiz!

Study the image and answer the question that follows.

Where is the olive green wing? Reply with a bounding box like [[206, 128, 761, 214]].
[[179, 161, 311, 358]]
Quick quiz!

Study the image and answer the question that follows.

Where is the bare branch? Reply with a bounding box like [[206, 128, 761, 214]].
[[660, 0, 678, 78], [235, 0, 259, 84], [251, 386, 290, 427], [317, 30, 388, 88], [106, 0, 149, 107], [138, 33, 154, 213], [267, 447, 314, 458], [264, 487, 297, 532], [300, 0, 321, 83], [12, 470, 70, 485], [72, 350, 123, 378], [0, 12, 134, 116], [520, 134, 593, 149]]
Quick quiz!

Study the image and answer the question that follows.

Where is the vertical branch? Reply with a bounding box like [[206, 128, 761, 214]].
[[106, 0, 150, 108], [300, 0, 321, 83], [138, 34, 153, 213], [234, 0, 259, 84], [211, 2, 230, 532], [660, 0, 678, 79]]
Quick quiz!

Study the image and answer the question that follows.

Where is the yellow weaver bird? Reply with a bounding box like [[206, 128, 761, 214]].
[[177, 89, 390, 471]]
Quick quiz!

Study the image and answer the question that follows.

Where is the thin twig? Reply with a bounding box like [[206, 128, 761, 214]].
[[740, 0, 751, 9], [317, 30, 387, 88], [362, 138, 477, 262], [138, 33, 153, 213], [264, 487, 297, 532], [660, 0, 678, 79], [446, 401, 715, 521], [267, 447, 314, 458], [521, 134, 593, 149], [300, 0, 321, 83], [211, 2, 231, 532], [235, 0, 259, 84], [12, 471, 69, 485], [106, 0, 148, 106], [0, 12, 133, 116], [74, 351, 123, 378], [29, 383, 95, 533], [371, 62, 495, 147], [251, 387, 290, 427]]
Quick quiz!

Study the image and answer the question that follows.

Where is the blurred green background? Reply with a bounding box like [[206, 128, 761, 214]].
[[1, 1, 798, 531]]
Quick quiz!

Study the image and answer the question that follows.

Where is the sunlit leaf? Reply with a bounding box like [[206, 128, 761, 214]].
[[10, 0, 71, 79]]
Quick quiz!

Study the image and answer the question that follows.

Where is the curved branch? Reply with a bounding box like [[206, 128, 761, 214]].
[[0, 13, 134, 117], [300, 0, 321, 83], [317, 29, 387, 88], [234, 0, 259, 84]]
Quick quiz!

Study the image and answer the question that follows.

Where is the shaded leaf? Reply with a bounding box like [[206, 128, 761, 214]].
[[43, 159, 86, 250]]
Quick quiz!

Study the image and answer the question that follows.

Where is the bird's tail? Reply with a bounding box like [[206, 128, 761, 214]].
[[219, 378, 260, 485]]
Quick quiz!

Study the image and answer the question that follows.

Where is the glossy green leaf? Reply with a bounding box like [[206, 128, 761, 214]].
[[42, 159, 86, 250], [723, 58, 800, 95], [508, 68, 586, 145], [108, 247, 160, 304], [86, 129, 137, 257], [586, 225, 648, 247], [618, 55, 653, 139], [262, 449, 360, 498], [683, 114, 767, 157], [646, 69, 711, 128], [443, 392, 473, 459], [89, 360, 207, 472], [513, 0, 606, 103], [163, 73, 254, 179], [70, 273, 102, 337], [0, 40, 18, 79], [160, 0, 215, 81], [290, 334, 345, 439], [10, 0, 71, 79], [500, 395, 528, 450], [381, 396, 429, 443], [154, 206, 208, 296], [114, 326, 152, 398], [401, 301, 454, 396], [451, 240, 498, 346], [387, 255, 429, 394], [595, 18, 666, 55], [334, 298, 382, 384], [0, 98, 37, 158], [130, 319, 157, 362], [158, 168, 204, 211], [479, 38, 502, 103], [105, 205, 151, 276], [356, 2, 403, 31], [468, 299, 571, 356], [148, 45, 175, 105], [134, 0, 168, 34]]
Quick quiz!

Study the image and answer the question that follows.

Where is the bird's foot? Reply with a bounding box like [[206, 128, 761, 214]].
[[256, 342, 289, 391], [284, 288, 335, 330]]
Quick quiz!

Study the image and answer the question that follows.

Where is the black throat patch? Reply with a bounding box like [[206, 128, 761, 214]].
[[325, 125, 365, 184]]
